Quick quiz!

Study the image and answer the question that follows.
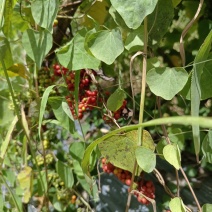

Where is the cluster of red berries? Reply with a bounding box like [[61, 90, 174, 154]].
[[133, 180, 155, 205], [52, 64, 98, 119], [101, 158, 132, 186], [101, 158, 155, 205]]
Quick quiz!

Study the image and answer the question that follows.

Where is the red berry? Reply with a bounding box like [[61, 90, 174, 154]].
[[125, 179, 131, 186]]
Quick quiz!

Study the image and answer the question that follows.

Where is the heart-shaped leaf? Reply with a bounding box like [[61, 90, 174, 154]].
[[169, 197, 186, 212], [146, 67, 188, 100], [86, 28, 124, 64], [163, 144, 181, 170], [135, 146, 156, 173], [22, 29, 52, 69], [110, 0, 158, 29], [31, 0, 59, 32]]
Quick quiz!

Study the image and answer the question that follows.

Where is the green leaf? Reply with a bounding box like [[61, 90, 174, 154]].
[[202, 204, 212, 212], [17, 166, 33, 203], [200, 53, 212, 100], [125, 26, 144, 52], [38, 85, 56, 139], [148, 0, 174, 45], [169, 197, 186, 212], [49, 99, 75, 133], [31, 0, 59, 32], [106, 88, 126, 111], [110, 0, 158, 29], [56, 29, 100, 70], [135, 146, 156, 173], [22, 29, 52, 69], [172, 0, 182, 7], [86, 28, 124, 65], [2, 0, 16, 39], [98, 130, 154, 173], [0, 116, 18, 164], [0, 36, 14, 69], [82, 116, 212, 178], [202, 130, 212, 163], [56, 160, 74, 188], [191, 30, 212, 160], [163, 144, 181, 170], [146, 67, 188, 100], [167, 127, 185, 150], [62, 101, 74, 121], [70, 142, 85, 162]]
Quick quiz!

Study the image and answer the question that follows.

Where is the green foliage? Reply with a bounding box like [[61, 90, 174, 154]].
[[169, 197, 186, 212], [146, 67, 188, 100], [86, 28, 124, 64], [106, 88, 126, 111], [110, 0, 158, 29], [22, 29, 53, 69], [163, 144, 181, 170]]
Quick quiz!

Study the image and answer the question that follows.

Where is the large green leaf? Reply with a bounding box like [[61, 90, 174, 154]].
[[56, 160, 74, 188], [31, 0, 59, 32], [135, 146, 156, 173], [202, 130, 212, 163], [110, 0, 158, 29], [98, 130, 154, 173], [86, 28, 124, 65], [163, 144, 181, 170], [191, 30, 212, 160], [146, 67, 188, 100], [56, 29, 100, 70], [82, 116, 212, 178], [106, 88, 126, 111], [22, 29, 52, 69], [148, 0, 174, 45], [169, 197, 186, 212]]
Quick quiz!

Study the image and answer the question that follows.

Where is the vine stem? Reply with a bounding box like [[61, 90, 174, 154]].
[[125, 17, 148, 212]]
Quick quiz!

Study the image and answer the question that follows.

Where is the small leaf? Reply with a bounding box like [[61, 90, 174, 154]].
[[56, 161, 74, 188], [125, 26, 144, 52], [62, 101, 74, 121], [38, 85, 56, 139], [110, 0, 158, 29], [22, 29, 52, 69], [135, 146, 156, 173], [7, 63, 29, 79], [169, 197, 186, 212], [31, 0, 59, 32], [70, 142, 85, 161], [107, 88, 126, 111], [202, 130, 212, 163], [146, 67, 188, 100], [87, 28, 124, 64], [163, 144, 181, 170], [56, 29, 100, 70], [202, 204, 212, 212], [17, 166, 33, 203]]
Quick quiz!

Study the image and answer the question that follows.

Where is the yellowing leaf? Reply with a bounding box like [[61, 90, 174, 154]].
[[17, 166, 33, 203], [7, 63, 29, 79]]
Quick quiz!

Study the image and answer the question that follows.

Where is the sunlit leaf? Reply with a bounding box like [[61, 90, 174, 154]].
[[146, 67, 188, 100], [202, 204, 212, 212], [17, 166, 33, 203], [169, 197, 186, 212], [86, 28, 124, 64], [135, 146, 156, 173], [22, 29, 52, 69], [31, 0, 59, 32], [110, 0, 158, 29], [163, 144, 181, 170]]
